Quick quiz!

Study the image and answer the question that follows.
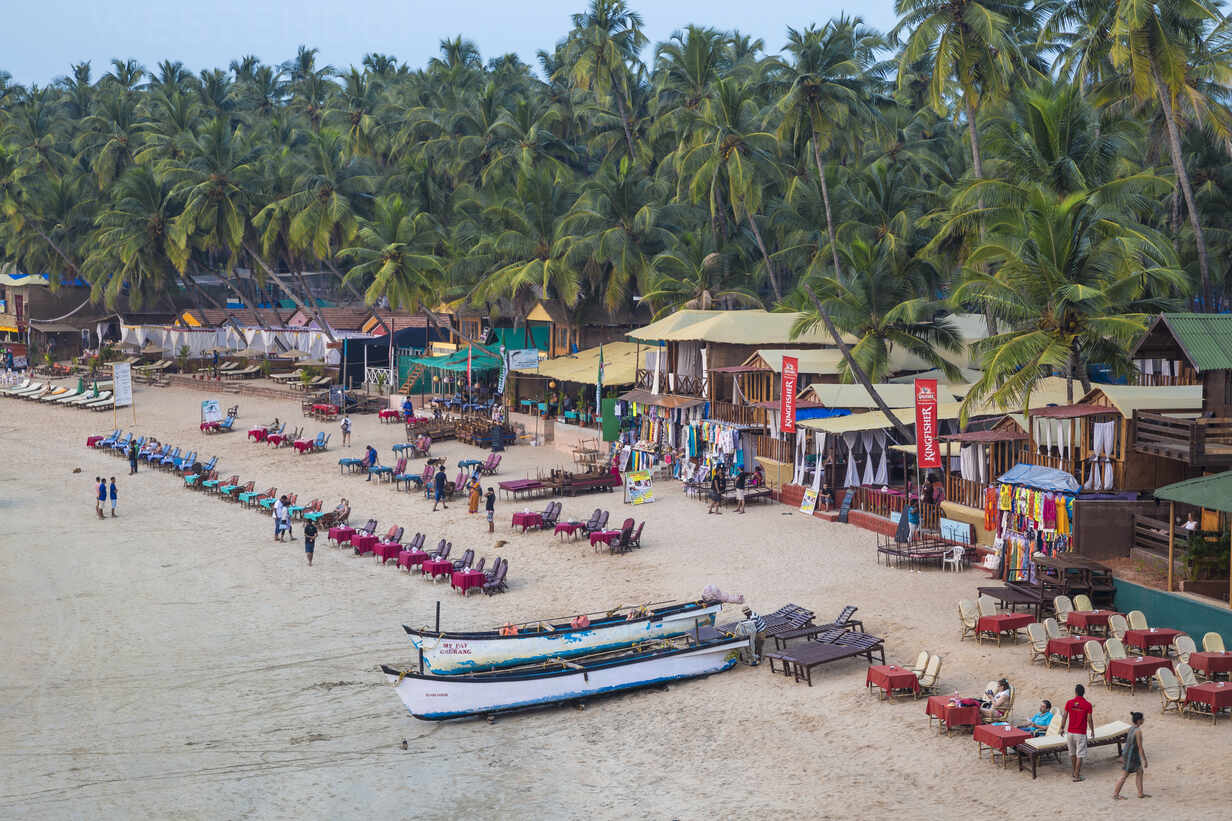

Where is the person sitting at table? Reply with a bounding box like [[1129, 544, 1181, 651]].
[[1017, 699, 1054, 736], [980, 678, 1012, 721]]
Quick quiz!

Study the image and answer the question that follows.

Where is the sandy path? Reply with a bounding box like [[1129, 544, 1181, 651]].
[[0, 383, 1227, 819]]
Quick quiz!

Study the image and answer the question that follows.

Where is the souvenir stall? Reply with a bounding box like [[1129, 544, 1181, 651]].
[[987, 464, 1081, 584], [688, 419, 760, 476], [611, 393, 703, 473]]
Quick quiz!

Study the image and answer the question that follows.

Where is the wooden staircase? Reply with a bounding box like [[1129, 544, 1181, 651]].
[[400, 362, 425, 393]]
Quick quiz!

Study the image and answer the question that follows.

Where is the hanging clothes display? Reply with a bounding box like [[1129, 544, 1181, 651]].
[[992, 480, 1078, 580]]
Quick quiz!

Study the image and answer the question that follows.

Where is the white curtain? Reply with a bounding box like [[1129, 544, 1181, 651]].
[[874, 431, 888, 485], [960, 444, 976, 481], [792, 430, 806, 486], [843, 432, 861, 487], [651, 347, 662, 395], [861, 430, 876, 486], [977, 443, 988, 484], [812, 433, 826, 491]]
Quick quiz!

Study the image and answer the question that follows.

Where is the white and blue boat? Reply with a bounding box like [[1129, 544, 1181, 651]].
[[381, 633, 749, 720], [403, 601, 723, 675]]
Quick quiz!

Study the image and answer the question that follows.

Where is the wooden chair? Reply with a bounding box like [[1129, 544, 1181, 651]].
[[916, 655, 942, 698], [1085, 640, 1109, 688], [1073, 594, 1094, 611], [1202, 632, 1226, 653], [1027, 623, 1050, 666], [1126, 610, 1149, 631], [958, 600, 979, 641], [1155, 667, 1185, 714]]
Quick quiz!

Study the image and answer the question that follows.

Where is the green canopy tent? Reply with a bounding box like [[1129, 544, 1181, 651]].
[[408, 344, 503, 399], [1155, 472, 1232, 605]]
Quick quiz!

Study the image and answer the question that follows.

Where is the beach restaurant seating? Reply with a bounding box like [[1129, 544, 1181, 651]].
[[373, 528, 406, 564], [1126, 610, 1149, 631], [958, 600, 979, 641], [1174, 635, 1197, 665], [204, 474, 235, 494], [1085, 641, 1108, 688], [1073, 594, 1095, 612], [907, 651, 930, 678], [221, 480, 253, 502], [1156, 667, 1185, 714], [480, 452, 502, 475], [288, 498, 320, 519], [187, 469, 217, 489], [483, 560, 508, 595], [1027, 623, 1050, 666], [1202, 632, 1226, 653], [916, 655, 942, 697], [1108, 614, 1129, 642]]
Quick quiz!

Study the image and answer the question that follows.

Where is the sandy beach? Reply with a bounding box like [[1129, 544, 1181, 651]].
[[1, 381, 1228, 820]]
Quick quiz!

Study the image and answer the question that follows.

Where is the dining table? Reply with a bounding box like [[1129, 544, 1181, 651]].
[[451, 569, 486, 595], [1106, 655, 1171, 694], [865, 665, 920, 700], [925, 695, 981, 735], [976, 613, 1034, 646], [421, 558, 453, 580], [1124, 627, 1185, 656], [1046, 635, 1098, 669], [1183, 681, 1232, 724], [1189, 651, 1232, 680], [973, 724, 1031, 766], [511, 511, 542, 532], [1065, 610, 1119, 635], [555, 521, 585, 540]]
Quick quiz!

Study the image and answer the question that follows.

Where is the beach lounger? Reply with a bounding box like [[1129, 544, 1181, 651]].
[[1, 379, 34, 396], [765, 634, 885, 686], [158, 447, 182, 470]]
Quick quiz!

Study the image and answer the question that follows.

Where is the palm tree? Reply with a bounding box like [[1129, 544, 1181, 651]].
[[954, 181, 1188, 412], [561, 0, 648, 160], [642, 231, 762, 318], [338, 193, 443, 310], [770, 18, 883, 280]]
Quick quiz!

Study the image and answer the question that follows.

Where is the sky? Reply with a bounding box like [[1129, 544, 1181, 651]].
[[4, 0, 900, 86]]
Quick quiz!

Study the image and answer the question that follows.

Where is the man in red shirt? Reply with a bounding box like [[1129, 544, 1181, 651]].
[[1063, 683, 1095, 781]]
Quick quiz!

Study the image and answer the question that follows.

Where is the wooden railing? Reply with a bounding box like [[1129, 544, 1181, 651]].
[[635, 369, 707, 396], [853, 487, 940, 530], [1135, 372, 1198, 387], [709, 400, 768, 428], [1133, 411, 1232, 467], [754, 434, 794, 463], [949, 476, 987, 509], [1132, 515, 1172, 558]]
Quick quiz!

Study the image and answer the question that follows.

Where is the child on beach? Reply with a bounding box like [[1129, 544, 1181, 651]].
[[340, 415, 352, 447], [109, 477, 118, 517], [485, 487, 496, 533], [303, 520, 318, 566]]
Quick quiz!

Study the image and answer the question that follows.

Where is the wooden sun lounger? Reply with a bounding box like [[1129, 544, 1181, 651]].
[[765, 634, 886, 686], [1016, 721, 1131, 779]]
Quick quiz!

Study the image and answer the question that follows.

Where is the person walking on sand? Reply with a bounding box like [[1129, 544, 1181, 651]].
[[303, 520, 318, 566], [128, 439, 138, 475], [706, 465, 725, 515], [432, 464, 448, 511], [734, 468, 747, 514], [1064, 683, 1095, 782], [1113, 712, 1149, 800], [109, 477, 118, 517], [273, 495, 287, 542], [485, 487, 496, 533], [340, 414, 352, 447], [468, 477, 482, 514]]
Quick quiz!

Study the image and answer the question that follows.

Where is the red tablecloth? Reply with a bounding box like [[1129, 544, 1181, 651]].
[[199, 422, 219, 432], [1185, 682, 1232, 712], [1047, 636, 1093, 664], [1124, 628, 1184, 654], [973, 724, 1031, 759], [312, 403, 337, 416], [1066, 610, 1118, 631], [451, 569, 486, 594], [1107, 656, 1171, 690], [379, 409, 400, 421], [590, 530, 622, 547], [293, 439, 314, 453], [511, 512, 542, 531], [1190, 652, 1232, 678], [925, 695, 981, 733], [978, 613, 1034, 636], [351, 534, 379, 554], [329, 526, 355, 544], [866, 665, 920, 697], [555, 522, 584, 539], [398, 550, 429, 571], [86, 435, 104, 447], [422, 559, 453, 579], [247, 428, 268, 442]]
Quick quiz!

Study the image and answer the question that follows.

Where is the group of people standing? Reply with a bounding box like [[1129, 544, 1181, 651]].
[[94, 476, 117, 519]]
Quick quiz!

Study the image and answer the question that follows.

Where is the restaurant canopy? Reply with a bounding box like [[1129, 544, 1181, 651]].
[[1153, 472, 1232, 512], [514, 341, 638, 386], [627, 309, 858, 345], [408, 344, 503, 372]]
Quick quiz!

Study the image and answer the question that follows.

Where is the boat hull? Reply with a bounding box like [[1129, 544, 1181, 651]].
[[383, 636, 749, 720], [406, 603, 722, 674]]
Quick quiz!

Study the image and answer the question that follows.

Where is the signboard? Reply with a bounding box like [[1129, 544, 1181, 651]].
[[625, 470, 655, 505], [497, 346, 508, 394], [780, 356, 799, 433], [799, 487, 818, 515], [939, 517, 974, 545], [112, 363, 133, 408], [914, 378, 941, 469], [200, 399, 222, 424], [507, 348, 540, 369]]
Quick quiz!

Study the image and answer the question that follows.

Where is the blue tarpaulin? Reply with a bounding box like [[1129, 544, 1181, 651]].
[[996, 463, 1081, 494], [795, 407, 852, 422]]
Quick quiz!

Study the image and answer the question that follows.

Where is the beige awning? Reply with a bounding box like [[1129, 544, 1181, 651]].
[[514, 341, 639, 386]]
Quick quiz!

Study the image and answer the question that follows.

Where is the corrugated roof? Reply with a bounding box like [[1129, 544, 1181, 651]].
[[1153, 314, 1232, 372], [746, 348, 844, 374], [798, 382, 942, 409], [627, 309, 858, 345], [797, 391, 1073, 435], [514, 341, 639, 386], [1154, 471, 1232, 512], [1081, 385, 1204, 417]]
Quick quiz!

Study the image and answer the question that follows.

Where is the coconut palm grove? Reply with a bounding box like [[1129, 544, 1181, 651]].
[[1, 0, 1230, 399]]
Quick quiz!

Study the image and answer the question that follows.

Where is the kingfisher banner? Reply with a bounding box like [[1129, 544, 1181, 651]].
[[780, 355, 799, 433], [914, 378, 941, 469]]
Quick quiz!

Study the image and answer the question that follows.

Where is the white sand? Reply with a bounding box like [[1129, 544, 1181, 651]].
[[1, 381, 1228, 820]]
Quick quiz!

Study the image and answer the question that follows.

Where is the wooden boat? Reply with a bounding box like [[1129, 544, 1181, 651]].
[[382, 634, 749, 720], [403, 601, 723, 675]]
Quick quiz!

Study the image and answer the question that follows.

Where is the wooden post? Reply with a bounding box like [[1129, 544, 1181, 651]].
[[1167, 502, 1175, 593]]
